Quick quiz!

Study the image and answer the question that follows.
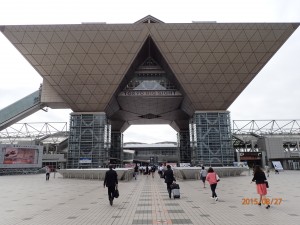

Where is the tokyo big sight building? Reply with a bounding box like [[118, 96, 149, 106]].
[[0, 16, 298, 168]]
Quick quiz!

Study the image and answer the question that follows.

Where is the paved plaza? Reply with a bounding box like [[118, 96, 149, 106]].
[[1, 170, 300, 225]]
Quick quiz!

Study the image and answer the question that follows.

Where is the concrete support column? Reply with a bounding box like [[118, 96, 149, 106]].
[[251, 140, 255, 151], [237, 152, 241, 162], [45, 143, 49, 154], [261, 151, 266, 168]]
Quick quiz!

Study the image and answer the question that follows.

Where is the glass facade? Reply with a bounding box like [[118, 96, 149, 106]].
[[67, 113, 111, 168], [124, 57, 178, 91], [190, 112, 234, 166], [178, 131, 191, 163], [110, 131, 123, 165], [64, 111, 234, 167]]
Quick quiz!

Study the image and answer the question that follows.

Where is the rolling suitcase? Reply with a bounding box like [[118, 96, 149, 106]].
[[170, 183, 180, 199], [172, 188, 180, 198]]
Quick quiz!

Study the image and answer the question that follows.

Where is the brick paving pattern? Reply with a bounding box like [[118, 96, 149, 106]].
[[0, 170, 299, 225]]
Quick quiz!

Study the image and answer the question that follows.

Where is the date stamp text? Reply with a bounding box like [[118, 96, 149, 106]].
[[242, 198, 282, 205]]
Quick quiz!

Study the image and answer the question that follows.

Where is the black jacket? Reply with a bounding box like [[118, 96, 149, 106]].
[[164, 168, 176, 183], [134, 166, 139, 172], [252, 171, 267, 184], [104, 169, 118, 187]]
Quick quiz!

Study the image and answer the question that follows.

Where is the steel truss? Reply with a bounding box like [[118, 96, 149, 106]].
[[0, 122, 68, 144], [233, 120, 300, 135], [2, 120, 300, 160], [232, 120, 300, 153]]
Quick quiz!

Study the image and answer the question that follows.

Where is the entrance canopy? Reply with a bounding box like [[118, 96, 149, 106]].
[[1, 16, 298, 131]]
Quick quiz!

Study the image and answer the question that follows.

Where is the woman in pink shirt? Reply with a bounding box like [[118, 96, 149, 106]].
[[206, 167, 219, 201]]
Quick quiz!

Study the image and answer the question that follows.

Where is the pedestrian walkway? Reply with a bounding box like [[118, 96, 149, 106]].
[[1, 170, 300, 225]]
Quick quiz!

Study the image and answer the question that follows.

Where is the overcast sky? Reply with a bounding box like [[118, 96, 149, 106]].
[[1, 0, 300, 143]]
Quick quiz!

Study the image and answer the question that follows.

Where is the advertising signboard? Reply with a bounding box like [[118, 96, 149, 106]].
[[3, 147, 37, 164], [272, 161, 284, 171], [179, 163, 191, 167], [79, 158, 92, 164], [0, 144, 43, 168]]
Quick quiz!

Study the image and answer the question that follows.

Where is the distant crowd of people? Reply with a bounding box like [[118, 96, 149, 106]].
[[126, 163, 222, 202], [135, 165, 156, 177]]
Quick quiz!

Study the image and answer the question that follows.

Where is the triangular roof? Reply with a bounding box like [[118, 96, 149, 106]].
[[134, 15, 164, 24], [1, 19, 299, 131]]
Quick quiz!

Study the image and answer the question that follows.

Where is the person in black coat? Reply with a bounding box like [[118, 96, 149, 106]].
[[134, 164, 139, 180], [164, 165, 176, 198], [103, 165, 118, 206], [145, 165, 149, 176], [251, 165, 269, 209]]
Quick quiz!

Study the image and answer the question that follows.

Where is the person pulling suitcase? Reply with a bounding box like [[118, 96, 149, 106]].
[[164, 165, 176, 198]]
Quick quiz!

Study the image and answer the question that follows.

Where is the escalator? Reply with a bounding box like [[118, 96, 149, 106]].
[[0, 89, 45, 131]]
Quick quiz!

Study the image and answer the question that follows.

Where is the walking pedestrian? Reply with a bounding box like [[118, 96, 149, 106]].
[[134, 164, 139, 180], [164, 165, 176, 198], [151, 165, 156, 178], [206, 167, 219, 201], [200, 166, 207, 188], [158, 164, 163, 178], [45, 166, 51, 181], [103, 165, 118, 206], [274, 165, 279, 174], [265, 166, 270, 177], [251, 165, 270, 209], [139, 166, 143, 175]]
